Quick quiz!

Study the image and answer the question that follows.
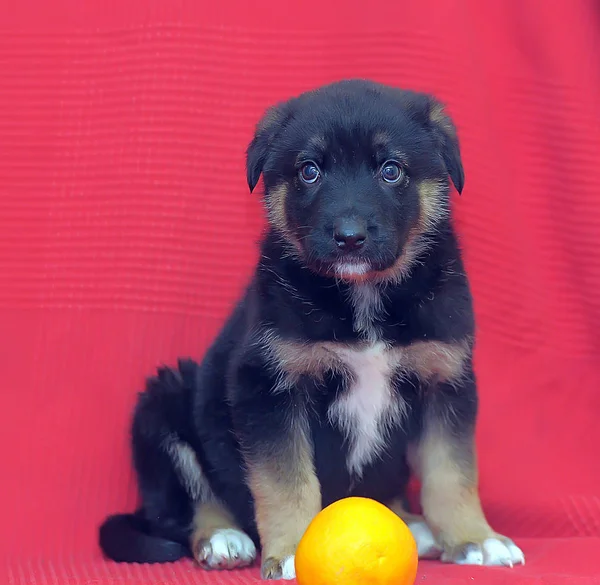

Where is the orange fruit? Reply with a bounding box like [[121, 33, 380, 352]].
[[295, 497, 418, 585]]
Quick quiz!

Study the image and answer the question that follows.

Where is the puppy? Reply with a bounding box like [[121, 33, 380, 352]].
[[99, 79, 525, 579]]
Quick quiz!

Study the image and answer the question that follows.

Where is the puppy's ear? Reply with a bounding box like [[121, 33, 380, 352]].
[[426, 100, 465, 195], [246, 104, 289, 193]]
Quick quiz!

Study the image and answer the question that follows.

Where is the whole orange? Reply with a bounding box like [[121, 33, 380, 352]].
[[295, 497, 418, 585]]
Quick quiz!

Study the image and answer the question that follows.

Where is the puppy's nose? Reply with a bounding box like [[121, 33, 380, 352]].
[[333, 218, 367, 250]]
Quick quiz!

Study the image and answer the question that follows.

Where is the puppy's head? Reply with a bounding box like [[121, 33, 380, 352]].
[[247, 80, 464, 283]]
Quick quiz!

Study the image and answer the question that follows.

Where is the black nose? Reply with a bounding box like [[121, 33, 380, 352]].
[[333, 218, 367, 250]]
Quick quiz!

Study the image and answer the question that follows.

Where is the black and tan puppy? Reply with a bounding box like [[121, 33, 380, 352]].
[[99, 79, 525, 579]]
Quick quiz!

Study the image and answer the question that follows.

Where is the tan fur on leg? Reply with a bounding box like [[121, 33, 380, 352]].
[[413, 429, 524, 566], [417, 429, 493, 550], [247, 425, 321, 580]]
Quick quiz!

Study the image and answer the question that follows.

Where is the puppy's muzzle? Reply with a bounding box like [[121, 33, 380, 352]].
[[333, 217, 367, 251]]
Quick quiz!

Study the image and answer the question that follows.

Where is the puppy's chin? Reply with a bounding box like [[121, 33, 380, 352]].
[[333, 261, 374, 282]]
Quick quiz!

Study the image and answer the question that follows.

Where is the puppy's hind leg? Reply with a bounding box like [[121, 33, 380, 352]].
[[100, 363, 201, 563], [191, 500, 257, 571], [135, 364, 257, 571]]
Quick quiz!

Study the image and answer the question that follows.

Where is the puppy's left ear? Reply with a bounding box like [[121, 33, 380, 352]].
[[246, 103, 289, 193], [427, 101, 465, 194]]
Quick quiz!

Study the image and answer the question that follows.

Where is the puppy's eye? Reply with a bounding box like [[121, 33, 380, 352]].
[[380, 161, 404, 184], [299, 162, 321, 184]]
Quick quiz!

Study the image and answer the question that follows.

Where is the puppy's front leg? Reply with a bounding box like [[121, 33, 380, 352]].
[[412, 371, 525, 567], [232, 365, 321, 580], [248, 425, 320, 580]]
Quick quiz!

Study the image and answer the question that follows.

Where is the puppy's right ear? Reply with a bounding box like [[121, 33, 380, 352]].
[[246, 104, 288, 193]]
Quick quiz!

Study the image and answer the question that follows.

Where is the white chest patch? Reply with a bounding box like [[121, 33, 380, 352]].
[[263, 324, 470, 478], [327, 342, 407, 476]]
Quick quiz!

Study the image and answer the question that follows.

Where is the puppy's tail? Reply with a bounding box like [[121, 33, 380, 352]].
[[99, 511, 192, 563]]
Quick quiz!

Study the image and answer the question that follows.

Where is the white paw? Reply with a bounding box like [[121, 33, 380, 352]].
[[443, 536, 525, 567], [280, 555, 296, 580], [196, 528, 257, 570], [408, 520, 442, 559]]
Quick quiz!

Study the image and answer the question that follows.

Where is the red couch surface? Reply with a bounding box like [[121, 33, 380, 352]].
[[2, 1, 600, 584]]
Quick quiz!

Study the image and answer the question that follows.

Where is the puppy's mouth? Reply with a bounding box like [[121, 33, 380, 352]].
[[328, 257, 394, 282], [299, 238, 403, 282]]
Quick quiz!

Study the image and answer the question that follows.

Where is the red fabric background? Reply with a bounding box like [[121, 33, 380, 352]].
[[1, 1, 600, 583]]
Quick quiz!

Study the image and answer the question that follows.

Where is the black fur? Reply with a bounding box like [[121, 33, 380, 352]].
[[99, 79, 475, 569]]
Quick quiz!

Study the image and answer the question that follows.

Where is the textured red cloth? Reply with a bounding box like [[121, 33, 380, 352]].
[[1, 0, 600, 583]]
